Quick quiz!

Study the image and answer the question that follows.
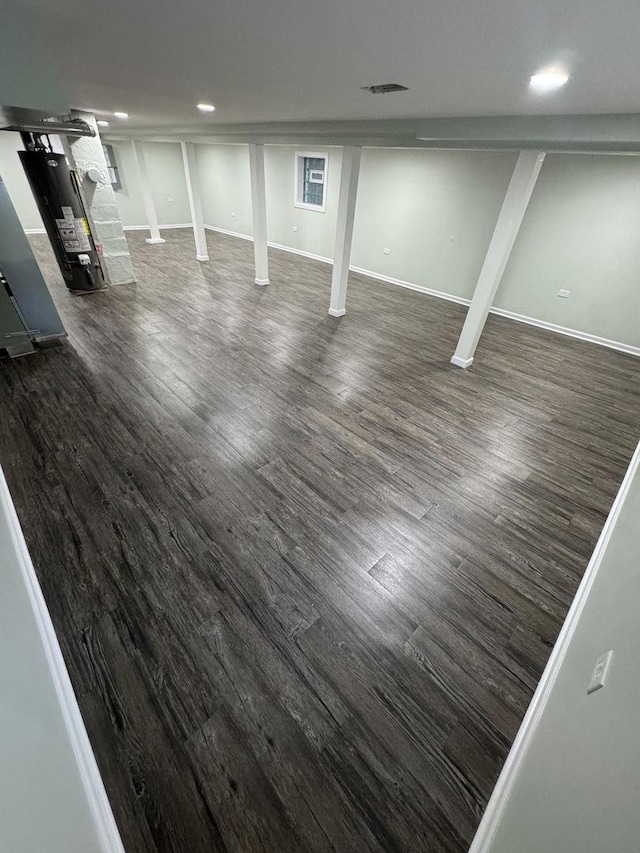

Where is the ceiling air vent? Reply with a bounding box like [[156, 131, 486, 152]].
[[360, 83, 409, 94]]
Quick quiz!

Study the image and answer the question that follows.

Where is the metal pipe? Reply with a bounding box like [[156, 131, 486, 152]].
[[1, 120, 95, 137]]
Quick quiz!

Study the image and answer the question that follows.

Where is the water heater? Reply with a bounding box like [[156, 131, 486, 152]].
[[19, 135, 105, 294]]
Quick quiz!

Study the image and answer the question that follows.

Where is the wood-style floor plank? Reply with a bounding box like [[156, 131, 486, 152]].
[[0, 229, 638, 852]]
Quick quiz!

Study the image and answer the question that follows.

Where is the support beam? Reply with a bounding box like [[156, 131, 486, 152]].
[[328, 146, 362, 317], [248, 143, 269, 285], [451, 150, 546, 368], [180, 142, 208, 262], [62, 111, 135, 286], [131, 140, 165, 244]]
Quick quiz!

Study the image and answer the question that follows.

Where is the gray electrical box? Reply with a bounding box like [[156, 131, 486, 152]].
[[0, 174, 65, 356], [0, 278, 28, 354]]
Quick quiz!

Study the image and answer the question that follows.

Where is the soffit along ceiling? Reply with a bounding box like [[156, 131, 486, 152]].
[[16, 0, 640, 131]]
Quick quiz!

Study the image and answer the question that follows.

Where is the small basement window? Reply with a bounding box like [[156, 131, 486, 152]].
[[102, 143, 122, 191], [295, 151, 328, 212]]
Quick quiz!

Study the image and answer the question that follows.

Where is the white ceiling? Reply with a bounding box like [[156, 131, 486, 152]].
[[16, 0, 640, 131]]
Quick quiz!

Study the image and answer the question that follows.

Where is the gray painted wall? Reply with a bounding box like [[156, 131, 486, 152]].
[[265, 145, 341, 259], [484, 445, 640, 853], [196, 143, 253, 237], [496, 153, 640, 346], [107, 140, 145, 226], [109, 140, 191, 228], [2, 136, 640, 348], [194, 144, 342, 259], [0, 472, 108, 852], [352, 147, 517, 299], [196, 145, 341, 258], [0, 135, 191, 233], [188, 143, 640, 348]]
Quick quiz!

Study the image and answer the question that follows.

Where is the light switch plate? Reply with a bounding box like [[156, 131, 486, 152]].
[[587, 650, 613, 695]]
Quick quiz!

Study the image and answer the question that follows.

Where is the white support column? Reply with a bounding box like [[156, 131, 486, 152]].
[[329, 146, 362, 317], [451, 149, 546, 368], [180, 141, 208, 262], [131, 140, 164, 244], [248, 143, 269, 285], [63, 111, 136, 286]]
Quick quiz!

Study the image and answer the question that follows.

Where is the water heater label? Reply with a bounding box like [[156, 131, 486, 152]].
[[55, 217, 91, 253]]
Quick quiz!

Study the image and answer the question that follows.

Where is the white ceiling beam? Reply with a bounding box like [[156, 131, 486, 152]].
[[451, 150, 546, 369], [329, 146, 362, 317], [416, 113, 640, 150], [103, 114, 640, 153], [248, 143, 269, 286]]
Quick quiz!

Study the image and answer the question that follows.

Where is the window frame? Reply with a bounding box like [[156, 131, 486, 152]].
[[102, 143, 122, 191], [294, 151, 328, 213]]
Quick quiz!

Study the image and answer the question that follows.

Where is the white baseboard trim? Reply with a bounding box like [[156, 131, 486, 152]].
[[196, 254, 209, 262], [0, 465, 125, 853], [145, 237, 166, 245], [204, 225, 334, 265], [328, 307, 346, 317], [266, 241, 639, 357], [83, 223, 640, 359], [489, 307, 640, 358], [469, 437, 640, 852], [349, 265, 472, 308], [268, 241, 333, 266], [450, 355, 474, 368], [348, 269, 640, 357], [123, 223, 192, 232], [204, 224, 253, 242], [255, 278, 270, 286], [27, 224, 192, 235]]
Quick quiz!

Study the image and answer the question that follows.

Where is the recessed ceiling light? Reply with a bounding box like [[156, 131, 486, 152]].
[[97, 120, 109, 127], [197, 103, 216, 112], [113, 111, 128, 119], [529, 69, 569, 93]]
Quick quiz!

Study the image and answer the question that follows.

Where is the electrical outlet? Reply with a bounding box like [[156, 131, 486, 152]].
[[383, 248, 391, 255], [558, 289, 571, 298], [587, 650, 613, 695], [293, 226, 299, 232]]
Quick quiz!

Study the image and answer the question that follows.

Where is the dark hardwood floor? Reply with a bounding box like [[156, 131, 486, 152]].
[[1, 229, 639, 852]]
